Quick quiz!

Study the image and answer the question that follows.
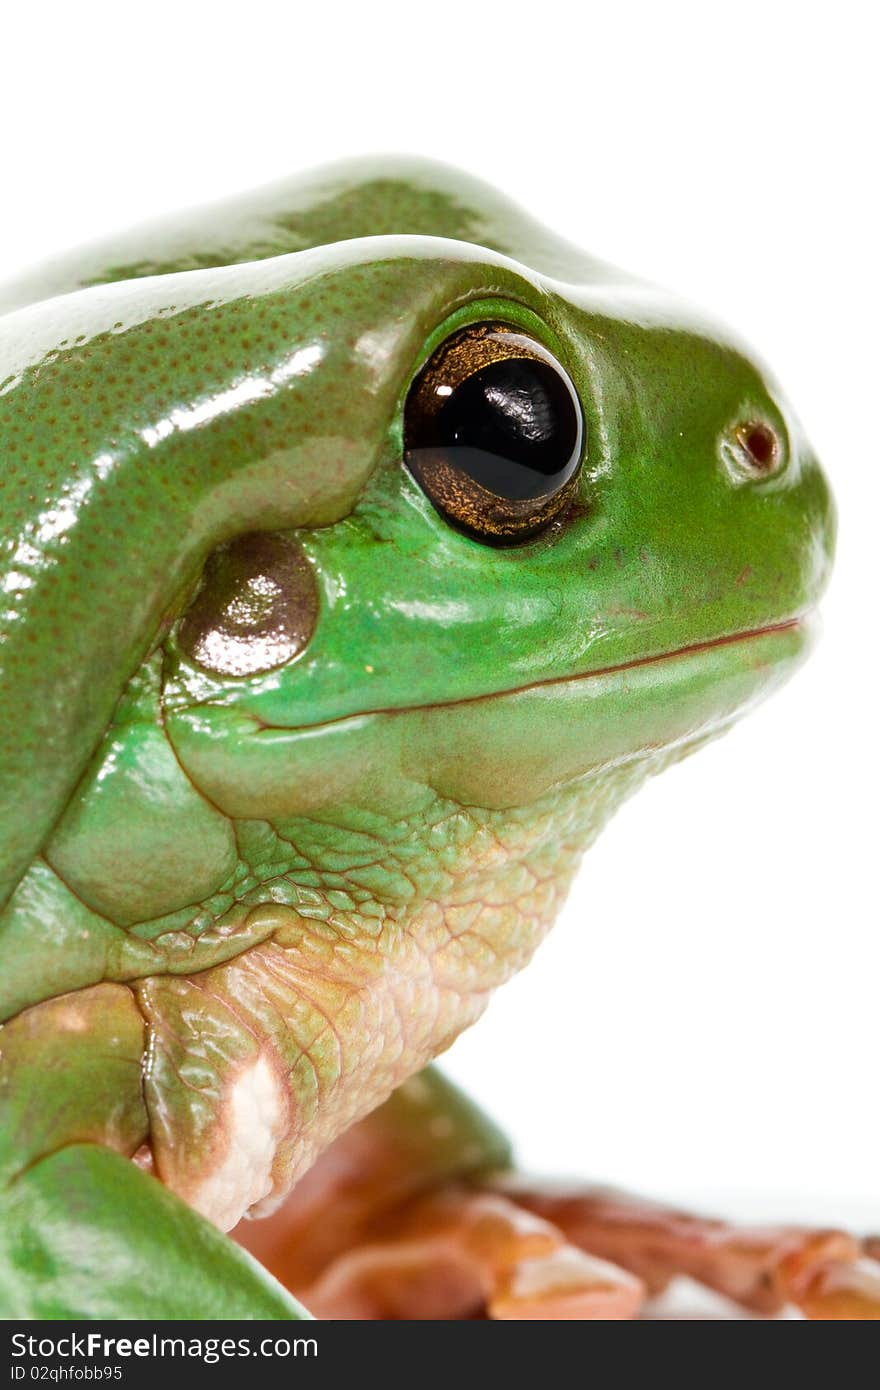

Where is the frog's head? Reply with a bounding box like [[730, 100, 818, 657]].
[[2, 163, 835, 913], [158, 253, 833, 825], [10, 165, 832, 958]]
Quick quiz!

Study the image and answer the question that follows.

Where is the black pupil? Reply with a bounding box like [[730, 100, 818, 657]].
[[433, 357, 580, 501]]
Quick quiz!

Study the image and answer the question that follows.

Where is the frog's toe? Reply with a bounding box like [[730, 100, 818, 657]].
[[296, 1189, 643, 1320], [485, 1178, 880, 1320]]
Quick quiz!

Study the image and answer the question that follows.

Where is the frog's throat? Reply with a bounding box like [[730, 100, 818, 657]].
[[5, 754, 656, 1234], [133, 765, 631, 1232]]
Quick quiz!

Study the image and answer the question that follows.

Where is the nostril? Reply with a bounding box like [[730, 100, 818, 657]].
[[737, 421, 779, 473], [721, 419, 784, 482]]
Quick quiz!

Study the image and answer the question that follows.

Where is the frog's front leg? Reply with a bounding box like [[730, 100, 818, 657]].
[[234, 1068, 880, 1320], [1, 1145, 310, 1319], [0, 984, 307, 1319]]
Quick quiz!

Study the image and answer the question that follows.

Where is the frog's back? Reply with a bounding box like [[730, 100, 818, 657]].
[[0, 155, 619, 315]]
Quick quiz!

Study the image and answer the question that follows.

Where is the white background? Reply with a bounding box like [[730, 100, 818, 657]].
[[2, 3, 876, 1224]]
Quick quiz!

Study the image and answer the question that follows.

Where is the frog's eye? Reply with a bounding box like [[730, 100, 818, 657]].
[[177, 532, 317, 676], [404, 322, 584, 543]]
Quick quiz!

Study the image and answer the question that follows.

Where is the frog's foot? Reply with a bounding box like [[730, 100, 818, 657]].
[[488, 1179, 880, 1320], [232, 1069, 642, 1319], [294, 1188, 643, 1319], [232, 1070, 879, 1319]]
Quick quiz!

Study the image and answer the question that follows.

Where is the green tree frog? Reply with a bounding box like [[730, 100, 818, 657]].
[[0, 158, 873, 1320]]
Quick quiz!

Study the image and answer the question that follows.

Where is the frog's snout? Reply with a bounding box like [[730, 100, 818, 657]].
[[713, 401, 836, 619]]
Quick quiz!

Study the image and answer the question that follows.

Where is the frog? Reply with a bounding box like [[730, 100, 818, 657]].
[[0, 156, 875, 1321]]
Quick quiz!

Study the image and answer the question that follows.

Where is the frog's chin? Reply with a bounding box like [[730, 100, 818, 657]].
[[378, 612, 818, 810]]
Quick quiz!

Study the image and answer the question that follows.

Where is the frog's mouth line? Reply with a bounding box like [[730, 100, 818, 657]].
[[250, 616, 808, 731], [428, 616, 807, 712]]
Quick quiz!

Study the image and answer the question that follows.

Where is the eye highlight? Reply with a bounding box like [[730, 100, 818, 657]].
[[404, 322, 584, 543], [177, 532, 317, 676]]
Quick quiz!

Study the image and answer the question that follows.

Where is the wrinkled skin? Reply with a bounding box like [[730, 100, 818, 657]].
[[0, 157, 862, 1320]]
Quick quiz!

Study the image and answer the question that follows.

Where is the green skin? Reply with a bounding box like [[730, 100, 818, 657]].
[[0, 158, 834, 1319]]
